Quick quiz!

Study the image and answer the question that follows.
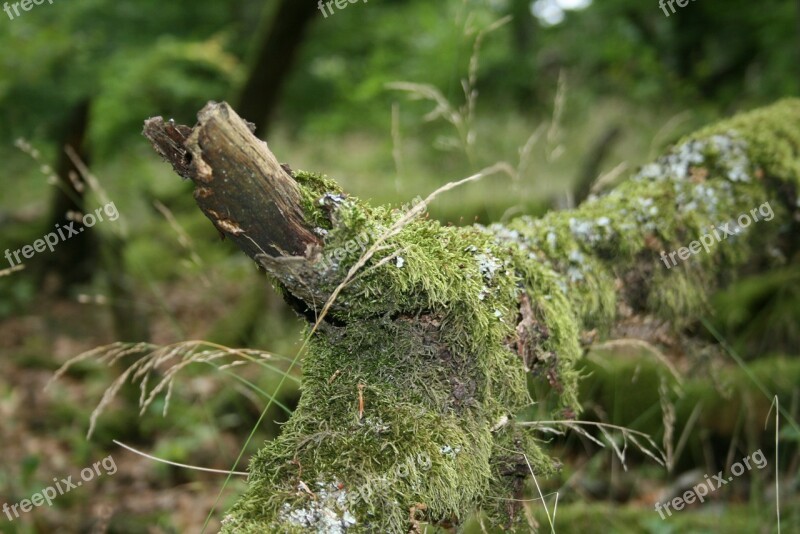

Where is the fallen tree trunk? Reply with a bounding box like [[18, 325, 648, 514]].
[[143, 100, 800, 533]]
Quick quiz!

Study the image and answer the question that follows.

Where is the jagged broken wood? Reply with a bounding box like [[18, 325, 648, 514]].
[[144, 100, 800, 533], [143, 108, 320, 259]]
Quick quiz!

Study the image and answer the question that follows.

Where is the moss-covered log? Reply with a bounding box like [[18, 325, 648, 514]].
[[144, 100, 800, 533]]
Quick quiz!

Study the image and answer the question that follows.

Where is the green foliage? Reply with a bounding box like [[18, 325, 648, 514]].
[[711, 266, 800, 353], [90, 36, 240, 158], [534, 0, 800, 105], [0, 0, 240, 146]]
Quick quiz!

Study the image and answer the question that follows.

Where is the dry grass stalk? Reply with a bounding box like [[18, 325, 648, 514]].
[[46, 340, 283, 438]]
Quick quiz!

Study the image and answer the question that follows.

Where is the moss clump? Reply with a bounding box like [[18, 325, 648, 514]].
[[223, 100, 800, 533], [223, 189, 568, 531], [293, 170, 347, 231]]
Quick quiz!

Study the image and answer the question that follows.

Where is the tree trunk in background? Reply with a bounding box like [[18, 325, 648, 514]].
[[145, 100, 800, 532], [38, 100, 98, 294], [235, 0, 320, 136], [508, 0, 537, 107], [573, 124, 622, 205], [36, 100, 149, 341]]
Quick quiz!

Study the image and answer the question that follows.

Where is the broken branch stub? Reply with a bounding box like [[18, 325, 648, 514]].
[[143, 101, 321, 261]]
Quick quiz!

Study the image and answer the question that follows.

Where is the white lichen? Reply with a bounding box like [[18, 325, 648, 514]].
[[439, 445, 461, 458], [634, 132, 752, 185], [475, 251, 503, 281], [278, 482, 356, 533], [319, 192, 347, 206]]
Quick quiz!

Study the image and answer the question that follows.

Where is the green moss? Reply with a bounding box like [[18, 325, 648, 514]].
[[224, 187, 567, 530], [293, 170, 347, 230], [223, 100, 800, 532], [496, 99, 800, 329], [690, 98, 800, 187]]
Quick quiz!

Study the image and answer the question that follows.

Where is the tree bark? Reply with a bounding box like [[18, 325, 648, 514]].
[[235, 0, 320, 135], [573, 123, 622, 205], [38, 100, 97, 293], [144, 104, 321, 260], [144, 100, 800, 532], [508, 0, 538, 108]]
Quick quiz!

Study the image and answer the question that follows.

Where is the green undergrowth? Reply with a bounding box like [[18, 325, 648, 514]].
[[223, 100, 800, 532], [580, 352, 800, 453], [526, 501, 793, 534]]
